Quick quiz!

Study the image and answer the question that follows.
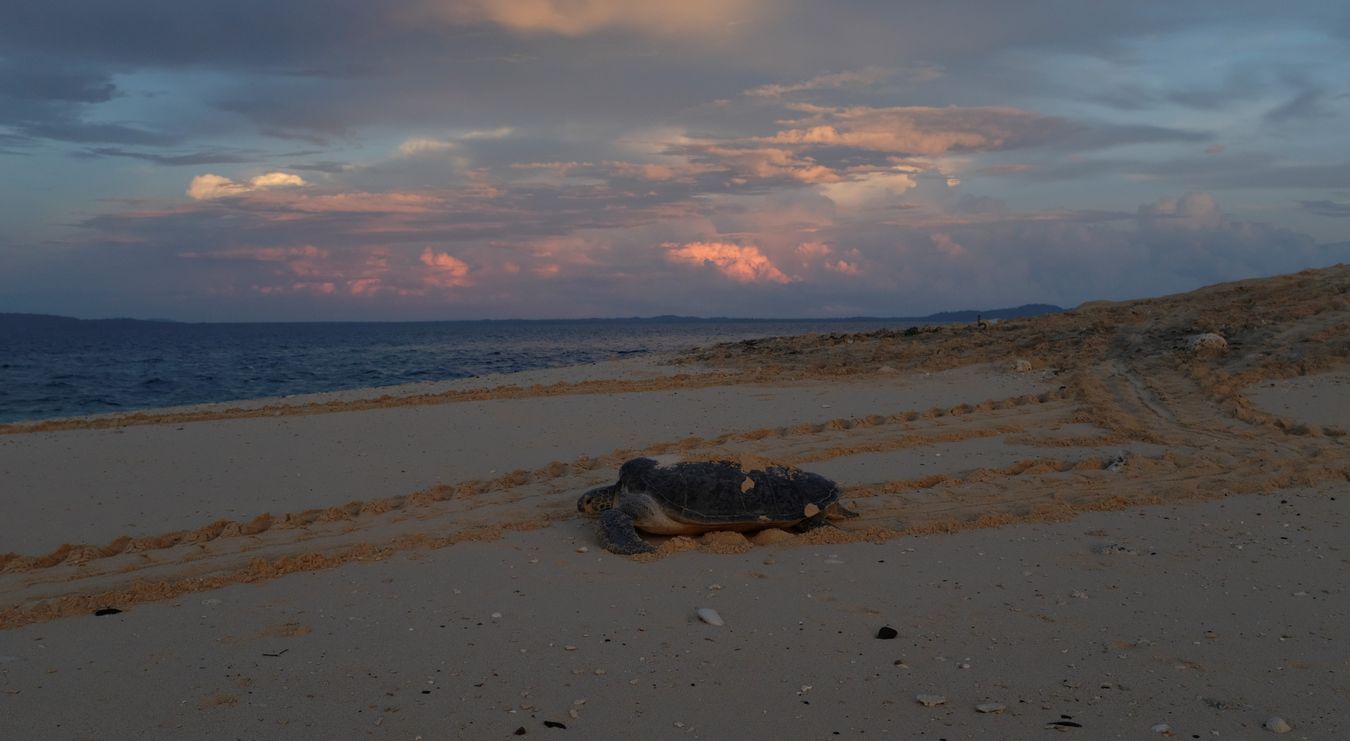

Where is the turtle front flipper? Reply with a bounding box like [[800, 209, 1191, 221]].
[[599, 509, 656, 555]]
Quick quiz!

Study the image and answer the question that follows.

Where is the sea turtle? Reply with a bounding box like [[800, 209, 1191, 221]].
[[577, 457, 857, 555]]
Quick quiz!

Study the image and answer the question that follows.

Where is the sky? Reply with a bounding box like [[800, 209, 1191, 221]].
[[1, 1, 1348, 321]]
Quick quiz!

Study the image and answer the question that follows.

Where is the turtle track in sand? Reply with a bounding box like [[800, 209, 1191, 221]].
[[1, 265, 1347, 628]]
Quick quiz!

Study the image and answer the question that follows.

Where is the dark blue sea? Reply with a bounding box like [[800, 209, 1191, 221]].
[[0, 317, 909, 423]]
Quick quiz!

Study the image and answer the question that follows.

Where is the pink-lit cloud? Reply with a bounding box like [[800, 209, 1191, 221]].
[[929, 232, 967, 258], [764, 104, 1055, 155], [425, 0, 763, 36], [419, 247, 472, 287], [825, 259, 861, 275], [664, 241, 793, 284], [795, 241, 833, 258]]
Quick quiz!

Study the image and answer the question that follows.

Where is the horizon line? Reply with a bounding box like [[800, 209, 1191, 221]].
[[0, 304, 1064, 326]]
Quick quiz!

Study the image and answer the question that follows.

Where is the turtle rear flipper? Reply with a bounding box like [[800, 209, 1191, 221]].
[[599, 509, 655, 555], [827, 501, 860, 519]]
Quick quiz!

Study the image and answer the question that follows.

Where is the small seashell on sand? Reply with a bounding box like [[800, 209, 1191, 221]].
[[1263, 716, 1292, 733], [695, 607, 725, 626]]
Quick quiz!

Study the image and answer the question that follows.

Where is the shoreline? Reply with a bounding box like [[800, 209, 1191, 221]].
[[0, 353, 705, 432]]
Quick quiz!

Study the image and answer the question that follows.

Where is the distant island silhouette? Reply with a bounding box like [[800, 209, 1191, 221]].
[[0, 304, 1062, 327]]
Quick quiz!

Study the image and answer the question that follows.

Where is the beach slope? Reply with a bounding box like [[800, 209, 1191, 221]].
[[1, 265, 1347, 738]]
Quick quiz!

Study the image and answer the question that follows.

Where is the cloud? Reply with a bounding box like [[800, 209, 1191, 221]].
[[661, 100, 1200, 195], [186, 171, 308, 200], [419, 247, 472, 287], [819, 169, 919, 209], [678, 144, 843, 184], [399, 137, 457, 156], [745, 67, 898, 98], [77, 146, 264, 165], [796, 241, 833, 258], [0, 57, 177, 147], [1137, 191, 1223, 230], [0, 59, 117, 103], [1298, 200, 1350, 217], [397, 128, 512, 156], [425, 0, 762, 36], [664, 241, 792, 284], [1264, 83, 1336, 123], [765, 104, 1059, 155], [180, 245, 329, 262], [929, 232, 967, 258], [460, 127, 515, 140]]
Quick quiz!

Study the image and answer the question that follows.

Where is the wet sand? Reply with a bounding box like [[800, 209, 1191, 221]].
[[1, 265, 1347, 738]]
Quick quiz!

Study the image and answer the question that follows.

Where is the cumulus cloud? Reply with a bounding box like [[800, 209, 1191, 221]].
[[929, 232, 967, 258], [187, 171, 307, 200], [419, 247, 472, 287], [1137, 191, 1223, 230], [427, 0, 761, 36], [796, 241, 833, 258], [819, 169, 919, 209], [664, 241, 792, 284]]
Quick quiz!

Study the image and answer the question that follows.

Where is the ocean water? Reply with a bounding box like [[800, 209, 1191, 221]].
[[0, 317, 908, 423]]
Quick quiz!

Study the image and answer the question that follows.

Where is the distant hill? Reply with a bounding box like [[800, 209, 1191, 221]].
[[0, 313, 177, 329], [916, 303, 1063, 323], [611, 304, 1063, 323]]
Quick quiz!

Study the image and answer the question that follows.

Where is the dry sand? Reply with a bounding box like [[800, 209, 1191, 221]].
[[1, 265, 1347, 739]]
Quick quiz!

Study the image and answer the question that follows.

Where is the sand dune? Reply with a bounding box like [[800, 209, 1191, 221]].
[[1, 265, 1347, 738]]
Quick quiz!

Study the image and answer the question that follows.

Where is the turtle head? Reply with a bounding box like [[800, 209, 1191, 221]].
[[577, 484, 618, 516]]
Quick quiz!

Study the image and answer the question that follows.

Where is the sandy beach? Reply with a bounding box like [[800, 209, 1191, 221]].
[[2, 265, 1347, 739]]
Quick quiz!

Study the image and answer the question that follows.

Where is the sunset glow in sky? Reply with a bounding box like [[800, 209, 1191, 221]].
[[2, 1, 1348, 320]]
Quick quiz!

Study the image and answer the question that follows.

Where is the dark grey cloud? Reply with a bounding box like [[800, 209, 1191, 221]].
[[1140, 156, 1350, 190], [0, 58, 173, 146], [0, 107, 175, 146], [1056, 121, 1211, 149], [1264, 83, 1338, 123], [1298, 199, 1350, 217], [1005, 151, 1350, 191], [0, 1, 395, 69], [73, 146, 263, 165], [0, 59, 117, 103]]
